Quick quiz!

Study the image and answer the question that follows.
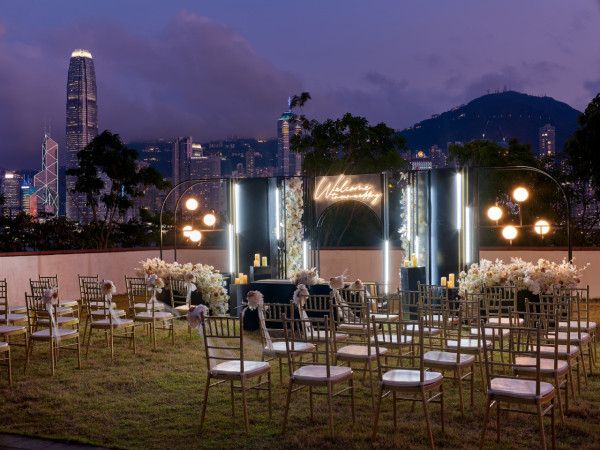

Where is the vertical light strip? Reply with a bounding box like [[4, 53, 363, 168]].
[[415, 235, 420, 261], [234, 183, 240, 235], [465, 206, 471, 264], [302, 240, 308, 270], [275, 187, 280, 240], [228, 223, 234, 274], [456, 172, 462, 230], [383, 240, 390, 294], [406, 185, 411, 241]]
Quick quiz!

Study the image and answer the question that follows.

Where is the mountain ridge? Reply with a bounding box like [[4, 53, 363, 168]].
[[398, 91, 581, 154]]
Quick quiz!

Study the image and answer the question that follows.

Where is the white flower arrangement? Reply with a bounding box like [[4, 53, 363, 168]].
[[291, 268, 321, 286], [246, 290, 264, 311], [285, 178, 304, 278], [349, 279, 364, 291], [102, 280, 117, 296], [292, 284, 309, 306], [329, 272, 347, 290], [42, 287, 59, 306], [187, 304, 208, 328], [458, 257, 588, 296], [137, 259, 229, 315]]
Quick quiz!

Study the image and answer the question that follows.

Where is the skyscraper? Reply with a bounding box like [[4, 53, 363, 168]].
[[34, 134, 59, 216], [277, 99, 302, 176], [66, 49, 98, 221], [539, 124, 556, 158]]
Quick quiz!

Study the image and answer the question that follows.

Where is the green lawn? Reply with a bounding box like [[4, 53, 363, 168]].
[[1, 297, 600, 449]]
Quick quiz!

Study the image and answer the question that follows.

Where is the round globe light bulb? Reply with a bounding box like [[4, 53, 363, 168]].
[[513, 187, 528, 202], [185, 198, 199, 211], [203, 213, 216, 227], [189, 230, 202, 242], [502, 225, 517, 240], [534, 220, 550, 235], [182, 225, 193, 237], [487, 206, 502, 221]]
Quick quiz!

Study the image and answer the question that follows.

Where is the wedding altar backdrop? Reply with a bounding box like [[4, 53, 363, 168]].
[[159, 168, 479, 298]]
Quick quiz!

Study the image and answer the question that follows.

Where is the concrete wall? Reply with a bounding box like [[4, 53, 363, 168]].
[[0, 248, 227, 306], [2, 246, 597, 306]]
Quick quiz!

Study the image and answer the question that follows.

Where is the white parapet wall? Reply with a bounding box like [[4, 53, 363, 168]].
[[2, 247, 598, 306]]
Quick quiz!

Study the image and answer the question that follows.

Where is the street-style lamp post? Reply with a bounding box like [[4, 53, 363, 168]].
[[479, 166, 571, 262]]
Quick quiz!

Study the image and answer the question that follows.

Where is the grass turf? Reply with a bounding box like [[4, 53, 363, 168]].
[[1, 296, 600, 449]]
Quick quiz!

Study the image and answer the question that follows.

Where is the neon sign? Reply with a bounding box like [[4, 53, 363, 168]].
[[314, 174, 383, 219]]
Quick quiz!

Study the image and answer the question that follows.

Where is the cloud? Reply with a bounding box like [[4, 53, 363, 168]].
[[0, 12, 302, 168]]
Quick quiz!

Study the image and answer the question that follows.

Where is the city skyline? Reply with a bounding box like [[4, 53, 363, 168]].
[[0, 1, 599, 169]]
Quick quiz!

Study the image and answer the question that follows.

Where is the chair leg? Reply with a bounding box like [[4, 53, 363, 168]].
[[132, 325, 136, 355], [76, 336, 82, 369], [457, 367, 465, 416], [231, 380, 235, 416], [479, 395, 491, 450], [327, 381, 334, 438], [350, 377, 356, 425], [554, 374, 565, 424], [240, 378, 249, 434], [85, 328, 93, 359], [421, 388, 434, 450], [199, 375, 211, 431], [152, 322, 157, 350], [309, 386, 314, 421], [6, 347, 12, 386], [24, 337, 33, 374], [440, 382, 445, 433], [50, 338, 55, 376], [267, 371, 272, 420], [371, 385, 383, 441], [536, 400, 547, 450], [496, 400, 501, 443], [551, 398, 556, 450], [282, 380, 293, 434]]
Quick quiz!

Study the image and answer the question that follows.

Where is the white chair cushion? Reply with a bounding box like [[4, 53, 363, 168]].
[[472, 327, 510, 339], [405, 324, 442, 336], [447, 338, 491, 350], [0, 341, 9, 350], [91, 318, 135, 328], [37, 316, 79, 326], [0, 314, 27, 323], [31, 328, 79, 339], [535, 345, 580, 358], [135, 311, 173, 320], [424, 350, 475, 367], [90, 309, 126, 317], [382, 369, 443, 387], [312, 330, 349, 342], [210, 360, 270, 377], [489, 377, 554, 399], [175, 305, 190, 312], [371, 334, 413, 346], [513, 356, 569, 374], [489, 317, 524, 326], [558, 320, 596, 331], [264, 341, 314, 356], [0, 325, 27, 336], [336, 345, 386, 361], [548, 331, 591, 344], [371, 314, 399, 321], [293, 365, 352, 383], [134, 302, 164, 311]]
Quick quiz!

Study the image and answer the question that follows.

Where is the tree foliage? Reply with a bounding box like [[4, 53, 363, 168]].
[[448, 138, 538, 167], [290, 93, 408, 176], [66, 130, 168, 248]]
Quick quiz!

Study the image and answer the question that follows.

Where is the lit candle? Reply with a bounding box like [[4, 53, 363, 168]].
[[254, 253, 260, 261], [242, 274, 248, 284], [449, 273, 455, 284], [253, 260, 259, 267], [411, 253, 418, 267], [447, 280, 454, 289], [441, 277, 447, 287], [235, 277, 240, 285], [404, 260, 410, 267], [262, 256, 267, 266]]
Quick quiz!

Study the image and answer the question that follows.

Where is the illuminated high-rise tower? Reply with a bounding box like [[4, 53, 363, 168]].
[[277, 98, 302, 176], [66, 49, 97, 220], [34, 134, 59, 216]]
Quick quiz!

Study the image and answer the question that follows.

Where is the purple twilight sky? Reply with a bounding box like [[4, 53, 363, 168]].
[[1, 0, 599, 170]]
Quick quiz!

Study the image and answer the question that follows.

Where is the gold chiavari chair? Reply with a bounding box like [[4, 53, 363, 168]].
[[371, 314, 444, 449], [200, 311, 272, 434], [282, 314, 355, 439], [480, 311, 556, 450]]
